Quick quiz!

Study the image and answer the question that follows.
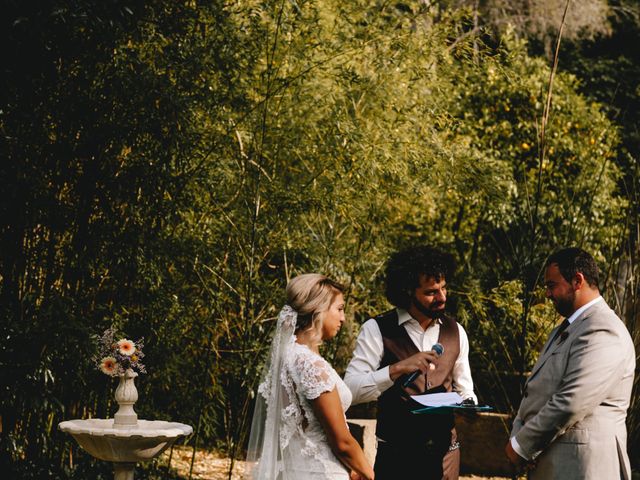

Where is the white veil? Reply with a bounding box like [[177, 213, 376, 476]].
[[246, 305, 298, 480]]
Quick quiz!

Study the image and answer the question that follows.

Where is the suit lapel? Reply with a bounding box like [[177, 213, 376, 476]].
[[525, 302, 604, 385], [527, 324, 564, 383]]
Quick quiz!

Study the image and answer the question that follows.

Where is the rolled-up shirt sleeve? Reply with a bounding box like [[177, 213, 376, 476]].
[[344, 319, 394, 405], [452, 324, 478, 403]]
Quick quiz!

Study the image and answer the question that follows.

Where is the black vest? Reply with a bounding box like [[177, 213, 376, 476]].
[[374, 309, 460, 445]]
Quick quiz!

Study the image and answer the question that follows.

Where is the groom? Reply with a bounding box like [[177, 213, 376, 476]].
[[505, 247, 635, 479], [344, 246, 477, 479]]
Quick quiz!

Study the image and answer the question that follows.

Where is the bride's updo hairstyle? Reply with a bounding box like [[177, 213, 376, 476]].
[[286, 273, 344, 340]]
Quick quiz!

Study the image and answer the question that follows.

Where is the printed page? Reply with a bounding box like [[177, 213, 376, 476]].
[[411, 391, 463, 407]]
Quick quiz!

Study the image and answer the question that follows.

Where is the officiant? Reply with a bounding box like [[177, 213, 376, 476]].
[[344, 245, 477, 480]]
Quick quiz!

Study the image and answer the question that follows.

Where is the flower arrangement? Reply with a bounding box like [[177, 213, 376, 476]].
[[94, 327, 146, 376]]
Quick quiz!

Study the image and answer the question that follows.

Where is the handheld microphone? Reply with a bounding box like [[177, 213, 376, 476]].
[[402, 343, 444, 388]]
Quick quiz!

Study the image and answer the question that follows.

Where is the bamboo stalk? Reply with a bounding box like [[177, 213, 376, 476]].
[[519, 0, 573, 397]]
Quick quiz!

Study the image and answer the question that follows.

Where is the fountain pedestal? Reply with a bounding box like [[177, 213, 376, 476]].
[[59, 369, 192, 479], [114, 462, 136, 480]]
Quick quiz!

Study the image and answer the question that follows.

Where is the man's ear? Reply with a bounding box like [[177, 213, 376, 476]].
[[573, 272, 586, 290]]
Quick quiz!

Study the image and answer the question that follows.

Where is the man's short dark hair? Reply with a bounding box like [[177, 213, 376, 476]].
[[545, 247, 600, 288], [384, 246, 455, 309]]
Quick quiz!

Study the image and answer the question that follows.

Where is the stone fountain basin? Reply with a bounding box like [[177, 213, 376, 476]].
[[59, 419, 193, 463]]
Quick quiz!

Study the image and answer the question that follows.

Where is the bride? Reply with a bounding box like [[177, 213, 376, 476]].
[[247, 274, 374, 480]]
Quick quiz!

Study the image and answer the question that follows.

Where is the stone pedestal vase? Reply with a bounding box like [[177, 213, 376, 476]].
[[114, 368, 138, 428]]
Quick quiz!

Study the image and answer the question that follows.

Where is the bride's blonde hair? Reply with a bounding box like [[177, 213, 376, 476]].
[[286, 273, 344, 340]]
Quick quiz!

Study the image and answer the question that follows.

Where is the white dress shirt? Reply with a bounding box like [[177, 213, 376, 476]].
[[510, 296, 604, 459], [344, 308, 477, 405]]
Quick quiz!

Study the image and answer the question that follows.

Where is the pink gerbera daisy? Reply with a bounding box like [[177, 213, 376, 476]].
[[100, 357, 118, 375], [117, 339, 136, 356]]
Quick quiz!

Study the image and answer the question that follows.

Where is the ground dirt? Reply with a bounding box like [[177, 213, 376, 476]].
[[161, 446, 512, 479]]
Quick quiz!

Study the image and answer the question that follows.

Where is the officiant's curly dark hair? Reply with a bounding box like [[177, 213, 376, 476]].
[[384, 246, 456, 309]]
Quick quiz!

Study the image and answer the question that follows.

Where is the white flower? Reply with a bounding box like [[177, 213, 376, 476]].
[[100, 357, 118, 375], [117, 339, 136, 356]]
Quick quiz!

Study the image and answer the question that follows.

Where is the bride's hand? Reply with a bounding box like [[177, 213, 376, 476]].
[[350, 470, 374, 480]]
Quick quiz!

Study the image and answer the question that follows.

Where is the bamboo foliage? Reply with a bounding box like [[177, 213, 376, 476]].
[[0, 1, 638, 477]]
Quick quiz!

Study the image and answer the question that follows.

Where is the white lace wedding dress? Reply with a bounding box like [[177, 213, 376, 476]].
[[247, 306, 353, 480], [279, 342, 352, 479]]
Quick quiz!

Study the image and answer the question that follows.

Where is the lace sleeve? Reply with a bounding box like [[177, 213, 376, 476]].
[[291, 349, 336, 400]]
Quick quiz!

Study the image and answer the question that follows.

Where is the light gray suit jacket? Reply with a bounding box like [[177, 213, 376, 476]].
[[510, 299, 635, 480]]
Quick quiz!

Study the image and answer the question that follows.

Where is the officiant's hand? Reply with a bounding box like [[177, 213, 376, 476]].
[[389, 351, 438, 381]]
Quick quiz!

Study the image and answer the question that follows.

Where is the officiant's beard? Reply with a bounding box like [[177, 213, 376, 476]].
[[411, 296, 446, 320]]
